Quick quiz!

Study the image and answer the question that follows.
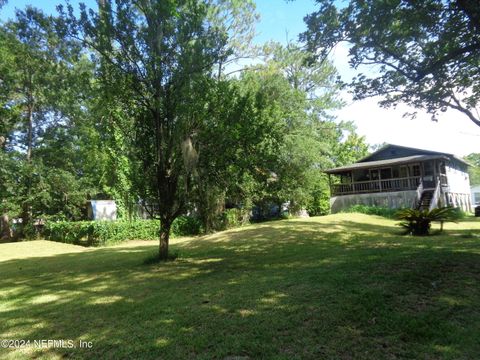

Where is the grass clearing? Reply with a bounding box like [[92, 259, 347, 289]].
[[1, 213, 480, 359]]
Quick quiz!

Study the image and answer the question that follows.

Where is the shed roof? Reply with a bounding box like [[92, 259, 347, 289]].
[[325, 154, 449, 174]]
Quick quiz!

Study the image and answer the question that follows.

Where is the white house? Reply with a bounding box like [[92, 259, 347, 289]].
[[326, 144, 472, 213]]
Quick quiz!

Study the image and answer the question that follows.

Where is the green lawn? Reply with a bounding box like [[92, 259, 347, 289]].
[[1, 214, 480, 359]]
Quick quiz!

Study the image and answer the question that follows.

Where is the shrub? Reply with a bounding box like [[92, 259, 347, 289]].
[[89, 220, 161, 246], [344, 205, 398, 219], [307, 191, 330, 216], [395, 206, 462, 236], [20, 223, 43, 240], [216, 208, 250, 230], [171, 216, 202, 236], [44, 216, 201, 247]]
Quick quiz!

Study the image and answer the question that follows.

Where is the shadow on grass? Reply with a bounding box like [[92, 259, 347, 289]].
[[1, 217, 480, 359]]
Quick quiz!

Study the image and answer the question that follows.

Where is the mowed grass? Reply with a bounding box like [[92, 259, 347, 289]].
[[1, 214, 480, 360]]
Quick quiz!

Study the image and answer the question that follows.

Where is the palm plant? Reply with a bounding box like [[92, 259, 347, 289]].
[[395, 207, 462, 236]]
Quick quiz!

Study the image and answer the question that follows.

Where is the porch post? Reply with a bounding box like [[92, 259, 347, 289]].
[[351, 171, 356, 193], [379, 169, 382, 191]]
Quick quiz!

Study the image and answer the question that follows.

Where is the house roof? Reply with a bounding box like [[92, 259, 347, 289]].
[[325, 144, 469, 174], [325, 154, 449, 174], [357, 144, 469, 166]]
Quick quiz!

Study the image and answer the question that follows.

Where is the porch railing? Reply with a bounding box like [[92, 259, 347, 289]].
[[331, 176, 422, 196]]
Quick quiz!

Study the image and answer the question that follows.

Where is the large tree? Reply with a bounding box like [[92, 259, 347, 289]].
[[0, 8, 78, 233], [215, 43, 367, 217], [1, 6, 138, 234], [57, 0, 237, 259], [302, 0, 480, 127]]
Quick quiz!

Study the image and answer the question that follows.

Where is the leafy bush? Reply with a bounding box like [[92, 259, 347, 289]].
[[44, 216, 201, 247], [45, 221, 91, 244], [216, 208, 250, 230], [171, 216, 202, 236], [307, 191, 330, 216], [20, 223, 43, 240], [395, 206, 462, 236], [343, 205, 398, 219]]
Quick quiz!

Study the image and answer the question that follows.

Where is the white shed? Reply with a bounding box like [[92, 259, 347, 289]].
[[88, 200, 117, 221]]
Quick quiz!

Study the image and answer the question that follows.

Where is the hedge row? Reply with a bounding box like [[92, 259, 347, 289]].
[[44, 216, 202, 247]]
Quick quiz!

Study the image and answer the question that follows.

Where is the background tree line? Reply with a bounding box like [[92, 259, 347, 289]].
[[0, 0, 369, 254], [19, 0, 480, 259]]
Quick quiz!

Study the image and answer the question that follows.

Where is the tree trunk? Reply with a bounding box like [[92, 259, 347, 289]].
[[26, 102, 33, 162], [0, 214, 12, 241], [20, 99, 34, 237], [159, 218, 171, 260]]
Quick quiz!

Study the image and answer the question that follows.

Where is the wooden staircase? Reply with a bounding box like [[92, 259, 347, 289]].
[[417, 190, 434, 211]]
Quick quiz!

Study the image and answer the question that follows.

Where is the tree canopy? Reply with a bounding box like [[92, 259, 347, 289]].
[[0, 0, 369, 257], [302, 0, 480, 127]]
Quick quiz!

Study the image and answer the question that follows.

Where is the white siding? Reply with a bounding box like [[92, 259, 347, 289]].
[[445, 164, 471, 193]]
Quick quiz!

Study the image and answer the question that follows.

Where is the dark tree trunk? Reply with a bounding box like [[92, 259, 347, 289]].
[[20, 99, 34, 237], [159, 218, 172, 260], [0, 214, 12, 241], [0, 137, 11, 241], [26, 103, 33, 162]]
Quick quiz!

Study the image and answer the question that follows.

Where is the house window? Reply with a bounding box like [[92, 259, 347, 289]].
[[370, 169, 380, 180], [439, 161, 446, 174], [475, 192, 480, 205], [412, 164, 421, 177], [340, 173, 352, 183], [353, 169, 369, 182], [392, 167, 399, 178], [423, 161, 434, 175], [399, 166, 408, 178], [380, 168, 392, 179]]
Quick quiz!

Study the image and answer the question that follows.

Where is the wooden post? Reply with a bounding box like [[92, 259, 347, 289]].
[[350, 171, 355, 193], [378, 169, 382, 192]]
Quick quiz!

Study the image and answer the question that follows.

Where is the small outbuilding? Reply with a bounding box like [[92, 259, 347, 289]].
[[87, 200, 117, 221]]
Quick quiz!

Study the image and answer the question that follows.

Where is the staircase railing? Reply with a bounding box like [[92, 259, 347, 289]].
[[414, 179, 423, 209], [429, 177, 441, 211]]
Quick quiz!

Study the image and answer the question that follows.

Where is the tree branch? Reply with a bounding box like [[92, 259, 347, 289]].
[[415, 42, 480, 81]]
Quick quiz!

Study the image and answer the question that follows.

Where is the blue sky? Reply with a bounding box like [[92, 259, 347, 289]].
[[2, 0, 479, 155], [253, 0, 317, 45], [0, 0, 317, 45], [1, 0, 66, 18]]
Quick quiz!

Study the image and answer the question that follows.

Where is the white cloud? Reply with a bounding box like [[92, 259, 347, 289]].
[[336, 94, 480, 156]]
